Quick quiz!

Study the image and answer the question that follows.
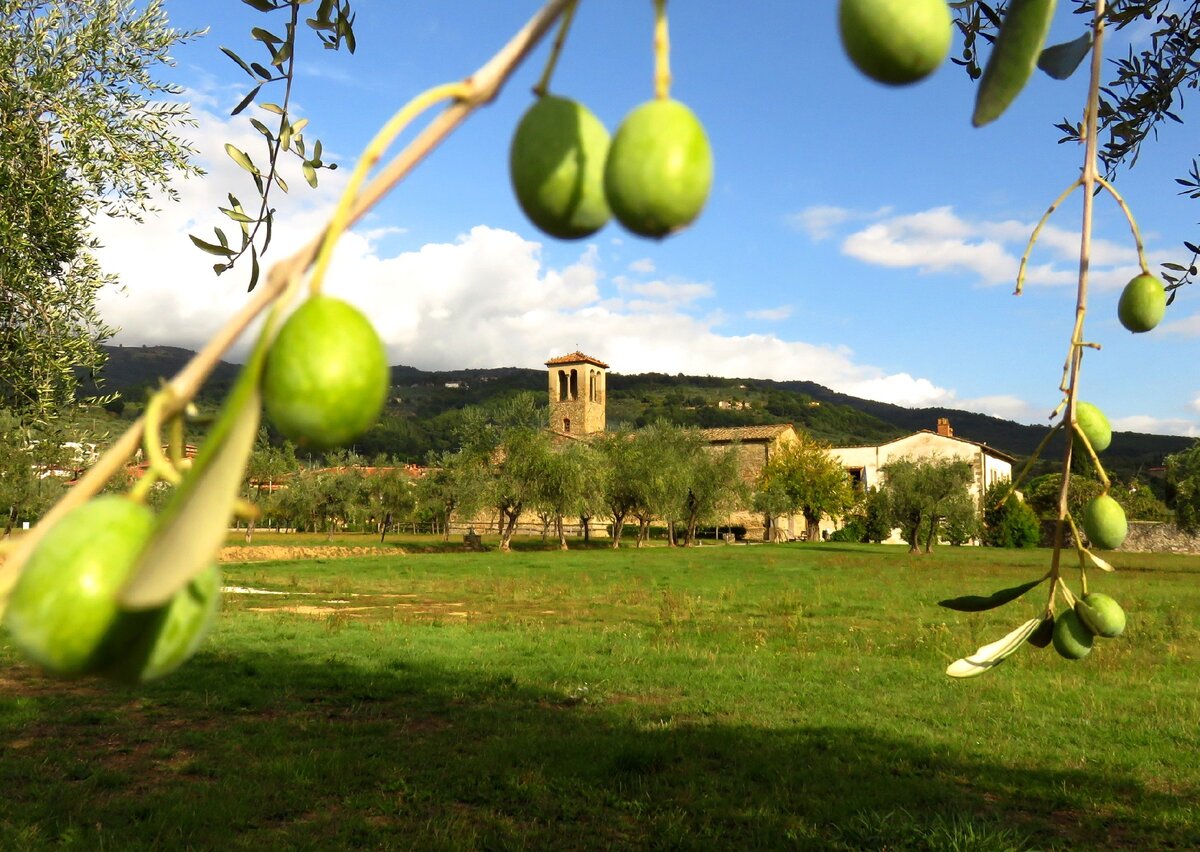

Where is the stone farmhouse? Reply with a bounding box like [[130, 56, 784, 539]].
[[486, 352, 1015, 541]]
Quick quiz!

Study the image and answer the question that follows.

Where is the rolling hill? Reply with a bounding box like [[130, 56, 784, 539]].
[[88, 345, 1191, 482]]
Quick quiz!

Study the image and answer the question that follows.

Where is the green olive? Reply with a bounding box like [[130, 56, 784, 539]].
[[1117, 273, 1167, 333], [3, 496, 221, 681], [509, 95, 611, 240], [603, 99, 712, 239], [838, 0, 952, 86], [1073, 401, 1112, 455], [1081, 494, 1128, 551], [1075, 592, 1126, 639], [263, 295, 389, 450], [1052, 609, 1094, 660]]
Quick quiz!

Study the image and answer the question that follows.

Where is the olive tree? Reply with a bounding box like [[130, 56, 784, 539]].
[[753, 433, 856, 542], [880, 457, 974, 554], [0, 0, 201, 419], [1166, 440, 1200, 533]]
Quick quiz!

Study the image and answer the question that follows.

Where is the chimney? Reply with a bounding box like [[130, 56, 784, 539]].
[[936, 417, 953, 438]]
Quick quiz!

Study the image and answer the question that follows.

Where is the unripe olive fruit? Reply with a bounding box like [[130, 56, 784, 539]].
[[509, 95, 611, 240], [604, 99, 712, 239], [1073, 401, 1112, 455], [1081, 494, 1128, 551], [263, 295, 389, 450], [1117, 273, 1167, 333], [1052, 609, 1094, 660], [838, 0, 952, 86], [3, 496, 221, 681], [1075, 592, 1126, 638]]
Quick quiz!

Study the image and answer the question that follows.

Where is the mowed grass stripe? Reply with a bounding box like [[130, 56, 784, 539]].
[[3, 542, 1198, 849]]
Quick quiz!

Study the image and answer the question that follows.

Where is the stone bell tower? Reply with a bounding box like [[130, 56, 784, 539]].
[[545, 351, 608, 436]]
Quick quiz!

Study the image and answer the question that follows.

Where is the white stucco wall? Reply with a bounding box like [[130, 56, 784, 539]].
[[821, 431, 1014, 544]]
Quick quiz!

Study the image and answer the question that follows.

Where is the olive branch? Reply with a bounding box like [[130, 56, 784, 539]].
[[0, 0, 577, 612]]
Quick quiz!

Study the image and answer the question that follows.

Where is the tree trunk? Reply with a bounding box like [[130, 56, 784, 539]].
[[3, 505, 16, 538], [611, 512, 626, 549], [499, 503, 522, 552], [245, 518, 256, 544], [804, 510, 821, 542], [581, 515, 590, 543], [380, 511, 392, 544], [556, 514, 568, 551], [636, 517, 649, 548], [924, 514, 940, 553]]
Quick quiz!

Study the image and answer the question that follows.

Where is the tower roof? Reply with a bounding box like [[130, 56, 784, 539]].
[[544, 351, 609, 369]]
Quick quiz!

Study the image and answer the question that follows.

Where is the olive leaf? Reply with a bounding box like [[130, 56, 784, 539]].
[[972, 0, 1058, 127], [946, 618, 1042, 678], [1085, 549, 1116, 572], [938, 577, 1043, 612], [225, 143, 260, 175], [1038, 30, 1092, 81], [118, 340, 271, 610]]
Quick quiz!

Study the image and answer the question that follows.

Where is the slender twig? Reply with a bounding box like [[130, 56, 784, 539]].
[[1015, 178, 1081, 295], [995, 422, 1063, 508], [0, 0, 576, 604], [1049, 0, 1108, 606], [653, 0, 671, 100], [1096, 176, 1150, 275], [309, 82, 471, 295], [532, 0, 578, 97]]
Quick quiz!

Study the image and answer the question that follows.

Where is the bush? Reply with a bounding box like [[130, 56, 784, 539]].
[[829, 518, 866, 543], [982, 481, 1041, 548]]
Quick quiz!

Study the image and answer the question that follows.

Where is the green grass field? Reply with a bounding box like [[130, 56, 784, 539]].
[[3, 541, 1199, 849]]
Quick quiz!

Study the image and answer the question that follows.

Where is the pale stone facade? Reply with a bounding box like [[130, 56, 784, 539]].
[[824, 418, 1015, 542], [545, 352, 608, 437], [460, 356, 1016, 545]]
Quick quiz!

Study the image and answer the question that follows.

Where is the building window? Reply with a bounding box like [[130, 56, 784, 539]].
[[570, 368, 578, 400], [563, 418, 571, 433], [558, 370, 568, 401]]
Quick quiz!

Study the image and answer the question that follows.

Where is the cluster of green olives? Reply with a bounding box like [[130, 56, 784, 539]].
[[3, 496, 220, 683], [509, 93, 713, 241], [1072, 400, 1129, 552], [4, 293, 389, 682], [1046, 592, 1127, 660]]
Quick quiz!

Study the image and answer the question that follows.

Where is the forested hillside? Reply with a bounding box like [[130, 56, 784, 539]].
[[86, 346, 1190, 484]]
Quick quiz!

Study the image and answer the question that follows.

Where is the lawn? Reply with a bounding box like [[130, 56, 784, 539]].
[[2, 542, 1198, 849]]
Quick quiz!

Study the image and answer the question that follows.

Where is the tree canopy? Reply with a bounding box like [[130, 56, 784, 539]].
[[0, 0, 199, 420]]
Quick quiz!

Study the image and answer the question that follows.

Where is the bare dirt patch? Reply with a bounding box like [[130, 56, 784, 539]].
[[218, 545, 402, 563]]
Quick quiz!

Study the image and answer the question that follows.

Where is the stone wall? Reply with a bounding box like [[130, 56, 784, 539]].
[[1040, 520, 1200, 554]]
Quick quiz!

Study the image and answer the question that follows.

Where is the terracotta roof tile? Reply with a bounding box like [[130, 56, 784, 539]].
[[700, 424, 795, 443], [544, 351, 609, 368]]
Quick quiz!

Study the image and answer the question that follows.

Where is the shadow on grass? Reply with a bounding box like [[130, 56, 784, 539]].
[[1, 648, 1193, 850]]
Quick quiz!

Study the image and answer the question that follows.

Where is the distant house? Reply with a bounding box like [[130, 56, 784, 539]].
[[825, 417, 1015, 543]]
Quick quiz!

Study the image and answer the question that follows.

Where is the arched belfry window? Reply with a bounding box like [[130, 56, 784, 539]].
[[589, 370, 596, 402], [569, 369, 578, 400], [558, 370, 568, 401]]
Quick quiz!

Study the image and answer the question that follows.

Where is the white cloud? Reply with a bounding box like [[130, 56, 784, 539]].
[[794, 204, 1150, 290], [1111, 414, 1200, 438], [1160, 311, 1200, 337], [954, 395, 1049, 424], [789, 205, 851, 241], [627, 257, 656, 274], [615, 278, 713, 305], [88, 107, 1022, 413], [745, 306, 792, 321]]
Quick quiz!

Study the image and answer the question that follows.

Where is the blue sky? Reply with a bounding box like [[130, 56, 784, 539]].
[[93, 1, 1199, 438]]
